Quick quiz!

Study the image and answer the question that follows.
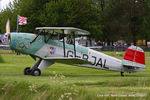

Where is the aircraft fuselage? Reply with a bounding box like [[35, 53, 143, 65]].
[[9, 33, 145, 73]]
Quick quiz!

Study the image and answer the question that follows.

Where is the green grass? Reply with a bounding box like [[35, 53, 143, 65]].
[[0, 50, 150, 100]]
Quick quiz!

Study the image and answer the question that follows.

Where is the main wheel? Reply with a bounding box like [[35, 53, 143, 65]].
[[24, 67, 31, 75], [31, 69, 41, 76]]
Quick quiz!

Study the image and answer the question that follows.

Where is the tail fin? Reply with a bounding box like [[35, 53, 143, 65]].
[[122, 45, 145, 68]]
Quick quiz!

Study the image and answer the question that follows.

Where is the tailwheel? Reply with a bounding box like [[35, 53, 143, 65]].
[[24, 67, 31, 75], [121, 72, 124, 77], [31, 68, 41, 76]]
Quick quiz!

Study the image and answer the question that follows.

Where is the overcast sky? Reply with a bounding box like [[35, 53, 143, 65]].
[[0, 0, 14, 10]]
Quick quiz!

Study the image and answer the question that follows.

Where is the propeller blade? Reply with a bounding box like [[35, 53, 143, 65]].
[[5, 19, 10, 38]]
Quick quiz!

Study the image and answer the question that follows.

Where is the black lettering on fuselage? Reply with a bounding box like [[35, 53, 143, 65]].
[[66, 50, 109, 69], [75, 55, 81, 58], [67, 50, 82, 58], [96, 58, 102, 67], [82, 54, 88, 61], [75, 53, 81, 58], [67, 51, 73, 57], [95, 58, 109, 69], [92, 56, 96, 65], [103, 59, 109, 69]]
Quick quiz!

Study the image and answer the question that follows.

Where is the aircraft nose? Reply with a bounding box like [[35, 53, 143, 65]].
[[9, 33, 17, 50]]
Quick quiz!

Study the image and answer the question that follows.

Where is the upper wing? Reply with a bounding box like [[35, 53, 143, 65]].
[[36, 27, 90, 35]]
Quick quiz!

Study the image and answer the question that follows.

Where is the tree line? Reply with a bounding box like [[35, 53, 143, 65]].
[[0, 0, 150, 45]]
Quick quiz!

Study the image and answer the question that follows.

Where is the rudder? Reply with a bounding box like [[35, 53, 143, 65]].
[[122, 45, 145, 68]]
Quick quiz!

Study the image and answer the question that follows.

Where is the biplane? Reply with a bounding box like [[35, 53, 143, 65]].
[[5, 22, 146, 76]]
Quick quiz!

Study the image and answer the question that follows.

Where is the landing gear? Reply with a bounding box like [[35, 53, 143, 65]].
[[31, 69, 41, 76], [24, 67, 41, 76], [24, 59, 42, 76], [24, 67, 31, 75], [23, 59, 54, 76], [121, 72, 124, 77]]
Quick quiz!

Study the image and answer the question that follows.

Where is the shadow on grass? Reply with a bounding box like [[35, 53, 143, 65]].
[[0, 56, 4, 63], [42, 73, 122, 77], [42, 72, 142, 77]]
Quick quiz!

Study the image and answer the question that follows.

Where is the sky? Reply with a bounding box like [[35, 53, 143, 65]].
[[0, 0, 14, 10]]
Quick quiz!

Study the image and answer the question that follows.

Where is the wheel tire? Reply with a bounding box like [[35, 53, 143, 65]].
[[24, 67, 31, 75], [31, 69, 41, 76]]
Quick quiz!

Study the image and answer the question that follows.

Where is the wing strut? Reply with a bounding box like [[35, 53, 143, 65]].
[[73, 33, 76, 57], [30, 31, 40, 44], [62, 29, 66, 57]]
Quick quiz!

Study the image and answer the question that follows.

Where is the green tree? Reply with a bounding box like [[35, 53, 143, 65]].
[[0, 0, 103, 40], [40, 0, 103, 40], [143, 0, 150, 44], [0, 0, 19, 33], [102, 0, 146, 45]]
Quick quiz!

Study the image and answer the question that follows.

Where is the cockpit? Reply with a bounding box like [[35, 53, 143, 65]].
[[32, 27, 90, 57]]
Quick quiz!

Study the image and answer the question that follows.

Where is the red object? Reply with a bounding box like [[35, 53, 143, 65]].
[[135, 51, 145, 64], [24, 44, 30, 49], [89, 52, 91, 55], [18, 16, 27, 25], [123, 48, 145, 65], [124, 48, 135, 62]]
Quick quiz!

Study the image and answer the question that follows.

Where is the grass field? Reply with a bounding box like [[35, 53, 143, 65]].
[[0, 50, 150, 100]]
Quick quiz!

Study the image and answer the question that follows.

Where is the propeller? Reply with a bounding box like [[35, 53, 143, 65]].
[[5, 19, 10, 39]]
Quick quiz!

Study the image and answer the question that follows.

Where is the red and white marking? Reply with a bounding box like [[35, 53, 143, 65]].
[[123, 46, 145, 68]]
